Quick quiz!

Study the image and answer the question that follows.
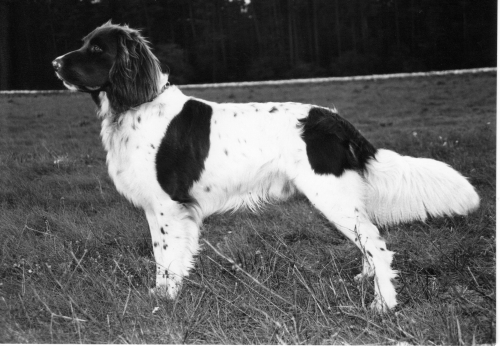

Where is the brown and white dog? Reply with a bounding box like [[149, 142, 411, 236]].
[[52, 21, 479, 311]]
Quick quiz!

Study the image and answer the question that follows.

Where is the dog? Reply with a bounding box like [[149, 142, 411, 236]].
[[52, 21, 480, 311]]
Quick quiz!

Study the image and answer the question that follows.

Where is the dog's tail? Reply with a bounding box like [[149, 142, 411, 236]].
[[364, 149, 480, 226]]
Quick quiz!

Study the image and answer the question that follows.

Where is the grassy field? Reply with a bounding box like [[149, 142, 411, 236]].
[[0, 72, 496, 344]]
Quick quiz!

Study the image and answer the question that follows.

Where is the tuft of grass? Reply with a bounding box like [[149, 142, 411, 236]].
[[0, 72, 495, 343]]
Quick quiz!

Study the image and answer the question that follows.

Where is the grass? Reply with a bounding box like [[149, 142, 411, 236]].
[[0, 72, 496, 344]]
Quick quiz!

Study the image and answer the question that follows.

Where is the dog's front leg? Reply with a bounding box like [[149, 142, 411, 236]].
[[144, 201, 201, 299]]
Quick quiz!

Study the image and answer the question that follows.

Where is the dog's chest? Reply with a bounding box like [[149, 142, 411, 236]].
[[100, 111, 162, 207], [100, 94, 187, 208]]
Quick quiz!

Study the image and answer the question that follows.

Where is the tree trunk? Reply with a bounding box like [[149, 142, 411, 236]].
[[360, 1, 368, 54], [211, 4, 217, 82], [250, 1, 262, 54], [312, 0, 320, 64], [462, 0, 468, 51], [335, 0, 342, 58], [410, 0, 416, 53], [188, 0, 197, 40], [351, 19, 357, 55], [217, 0, 227, 73], [0, 2, 10, 89], [394, 0, 401, 51], [288, 0, 295, 66]]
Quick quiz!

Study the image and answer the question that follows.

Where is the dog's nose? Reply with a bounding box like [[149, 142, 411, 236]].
[[52, 59, 62, 71]]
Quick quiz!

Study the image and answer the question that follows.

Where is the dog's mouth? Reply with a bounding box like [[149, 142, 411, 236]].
[[55, 72, 102, 92], [82, 85, 101, 91]]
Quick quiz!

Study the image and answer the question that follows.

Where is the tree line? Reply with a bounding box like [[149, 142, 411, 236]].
[[0, 0, 496, 90]]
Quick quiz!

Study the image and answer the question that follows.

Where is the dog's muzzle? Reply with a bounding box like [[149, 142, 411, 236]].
[[51, 57, 102, 92]]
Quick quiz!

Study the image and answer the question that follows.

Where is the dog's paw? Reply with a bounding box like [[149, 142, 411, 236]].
[[354, 273, 366, 282], [151, 279, 182, 299], [150, 286, 170, 298], [369, 296, 397, 312], [354, 270, 375, 282]]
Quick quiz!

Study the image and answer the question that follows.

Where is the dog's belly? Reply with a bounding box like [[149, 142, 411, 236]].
[[191, 159, 297, 217]]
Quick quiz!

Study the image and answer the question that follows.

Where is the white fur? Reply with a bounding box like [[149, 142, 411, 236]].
[[191, 100, 309, 216], [364, 149, 480, 226], [97, 80, 479, 311]]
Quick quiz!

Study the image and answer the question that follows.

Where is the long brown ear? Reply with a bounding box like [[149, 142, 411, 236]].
[[108, 28, 161, 113]]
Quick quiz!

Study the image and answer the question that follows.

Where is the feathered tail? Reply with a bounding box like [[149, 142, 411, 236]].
[[364, 149, 480, 226]]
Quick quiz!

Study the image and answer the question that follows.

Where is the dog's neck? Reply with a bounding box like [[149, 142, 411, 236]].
[[93, 80, 170, 118], [90, 73, 171, 115]]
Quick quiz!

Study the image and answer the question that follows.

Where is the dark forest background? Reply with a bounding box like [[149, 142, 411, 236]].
[[0, 0, 496, 90]]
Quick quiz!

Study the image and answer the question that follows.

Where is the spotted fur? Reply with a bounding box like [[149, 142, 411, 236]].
[[53, 22, 480, 311]]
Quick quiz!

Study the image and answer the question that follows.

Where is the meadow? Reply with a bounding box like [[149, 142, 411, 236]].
[[0, 72, 495, 344]]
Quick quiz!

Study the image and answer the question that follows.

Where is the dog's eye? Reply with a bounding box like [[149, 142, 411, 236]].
[[90, 45, 103, 53]]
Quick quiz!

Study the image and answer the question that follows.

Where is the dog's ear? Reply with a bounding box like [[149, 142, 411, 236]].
[[108, 28, 161, 113]]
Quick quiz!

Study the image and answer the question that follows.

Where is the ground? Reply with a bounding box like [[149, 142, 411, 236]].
[[0, 72, 495, 344]]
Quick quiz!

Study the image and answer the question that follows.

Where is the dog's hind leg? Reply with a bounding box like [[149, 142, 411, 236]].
[[145, 200, 200, 299], [293, 169, 398, 311]]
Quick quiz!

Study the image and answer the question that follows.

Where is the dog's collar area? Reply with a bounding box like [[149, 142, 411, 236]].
[[130, 82, 170, 110], [158, 82, 170, 96], [150, 82, 170, 103]]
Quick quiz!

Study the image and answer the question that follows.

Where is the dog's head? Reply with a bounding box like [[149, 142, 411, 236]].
[[52, 21, 162, 113]]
